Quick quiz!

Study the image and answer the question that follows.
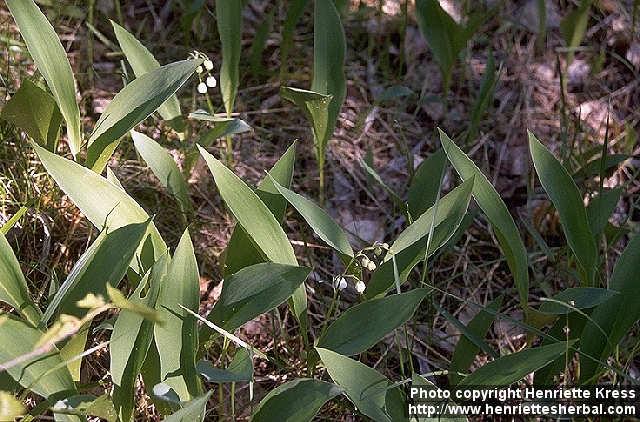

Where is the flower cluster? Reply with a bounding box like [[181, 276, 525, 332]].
[[190, 51, 217, 94], [332, 241, 390, 295]]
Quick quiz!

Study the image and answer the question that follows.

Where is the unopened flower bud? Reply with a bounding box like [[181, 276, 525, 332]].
[[374, 246, 383, 256], [338, 277, 347, 290], [196, 66, 204, 74], [206, 75, 217, 88], [355, 280, 366, 294], [382, 242, 389, 249], [367, 261, 376, 271], [361, 257, 370, 267], [197, 82, 207, 94], [204, 59, 214, 71]]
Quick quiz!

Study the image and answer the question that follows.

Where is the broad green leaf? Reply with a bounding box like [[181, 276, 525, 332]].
[[1, 79, 62, 151], [407, 149, 446, 219], [86, 59, 201, 173], [249, 7, 274, 77], [0, 233, 41, 326], [529, 131, 597, 285], [209, 262, 310, 331], [316, 348, 394, 422], [318, 289, 428, 355], [539, 287, 617, 315], [387, 178, 473, 258], [112, 255, 167, 422], [560, 0, 592, 62], [449, 296, 502, 385], [43, 221, 149, 322], [0, 315, 76, 399], [196, 348, 252, 383], [573, 153, 627, 181], [6, 0, 82, 156], [154, 229, 202, 401], [34, 144, 167, 271], [458, 341, 574, 386], [366, 181, 472, 299], [311, 0, 346, 161], [280, 87, 332, 161], [223, 143, 296, 276], [280, 0, 310, 76], [358, 158, 406, 212], [587, 187, 621, 236], [580, 234, 640, 382], [252, 378, 342, 422], [163, 391, 211, 422], [111, 21, 181, 121], [198, 147, 307, 331], [271, 178, 353, 257], [0, 391, 25, 421], [415, 0, 474, 91], [132, 131, 193, 218], [440, 129, 530, 307], [216, 0, 242, 114]]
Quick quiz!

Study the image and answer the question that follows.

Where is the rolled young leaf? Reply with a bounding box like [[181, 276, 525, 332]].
[[6, 0, 82, 156]]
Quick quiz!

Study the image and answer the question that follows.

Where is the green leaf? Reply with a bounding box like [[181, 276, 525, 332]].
[[271, 178, 353, 257], [440, 129, 530, 307], [0, 207, 27, 236], [198, 147, 307, 331], [132, 131, 192, 218], [1, 79, 62, 151], [55, 394, 117, 422], [163, 391, 211, 422], [560, 0, 592, 62], [216, 0, 243, 114], [529, 131, 597, 286], [223, 143, 296, 276], [0, 315, 76, 399], [112, 255, 167, 422], [415, 0, 471, 91], [34, 144, 167, 272], [43, 221, 149, 322], [458, 341, 575, 386], [449, 296, 502, 385], [6, 0, 81, 156], [196, 348, 252, 383], [154, 229, 202, 401], [86, 59, 201, 173], [539, 287, 618, 315], [580, 234, 640, 382], [280, 87, 332, 161], [366, 180, 472, 299], [249, 7, 273, 77], [318, 289, 428, 355], [252, 378, 342, 422], [387, 178, 474, 258], [316, 348, 395, 422], [587, 187, 621, 236], [407, 149, 446, 220], [0, 232, 41, 326], [111, 21, 181, 121], [209, 262, 310, 331], [311, 0, 346, 162], [59, 324, 88, 381]]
